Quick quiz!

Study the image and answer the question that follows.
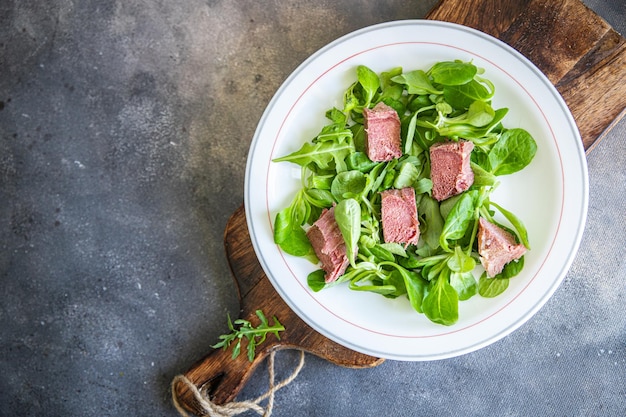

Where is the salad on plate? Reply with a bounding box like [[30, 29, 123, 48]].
[[272, 60, 537, 326]]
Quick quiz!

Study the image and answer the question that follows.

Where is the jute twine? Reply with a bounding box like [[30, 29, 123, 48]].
[[171, 350, 305, 417]]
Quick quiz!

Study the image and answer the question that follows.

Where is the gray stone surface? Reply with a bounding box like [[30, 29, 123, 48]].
[[0, 1, 624, 416]]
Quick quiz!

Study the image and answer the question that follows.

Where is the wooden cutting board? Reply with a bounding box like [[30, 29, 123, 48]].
[[427, 0, 625, 152], [173, 0, 625, 413]]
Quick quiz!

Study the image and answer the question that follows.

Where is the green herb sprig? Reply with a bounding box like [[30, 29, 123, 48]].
[[212, 310, 285, 362]]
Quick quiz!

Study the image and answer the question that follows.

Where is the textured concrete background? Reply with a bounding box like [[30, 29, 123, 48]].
[[1, 1, 624, 416]]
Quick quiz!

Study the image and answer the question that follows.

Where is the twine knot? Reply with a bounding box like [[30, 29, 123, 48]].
[[172, 350, 305, 417]]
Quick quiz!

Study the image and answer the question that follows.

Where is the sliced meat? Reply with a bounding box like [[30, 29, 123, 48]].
[[477, 217, 527, 278], [306, 206, 351, 283], [363, 102, 402, 162], [380, 187, 420, 246], [430, 140, 474, 201]]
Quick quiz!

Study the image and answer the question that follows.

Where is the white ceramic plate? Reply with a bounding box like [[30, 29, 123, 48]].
[[244, 20, 588, 361]]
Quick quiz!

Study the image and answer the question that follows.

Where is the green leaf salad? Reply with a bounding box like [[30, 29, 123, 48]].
[[272, 60, 537, 326]]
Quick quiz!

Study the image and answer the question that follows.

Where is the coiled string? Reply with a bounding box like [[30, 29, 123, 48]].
[[171, 350, 305, 417]]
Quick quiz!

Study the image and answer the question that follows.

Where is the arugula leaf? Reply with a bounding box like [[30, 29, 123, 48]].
[[346, 152, 378, 172], [357, 65, 380, 107], [432, 100, 496, 129], [470, 161, 498, 187], [414, 178, 433, 195], [423, 269, 459, 325], [478, 273, 509, 298], [334, 198, 361, 267], [429, 61, 477, 86], [303, 188, 335, 208], [274, 206, 317, 261], [447, 245, 476, 273], [403, 270, 428, 313], [463, 100, 496, 127], [440, 190, 479, 252], [419, 195, 444, 250], [273, 140, 354, 172], [443, 80, 492, 109], [307, 269, 327, 292], [369, 244, 396, 262], [490, 201, 530, 249], [499, 256, 524, 279], [488, 128, 537, 175], [380, 262, 428, 313], [393, 160, 420, 189], [212, 310, 285, 362], [450, 271, 477, 301], [325, 107, 348, 125], [379, 67, 405, 114], [419, 107, 508, 141], [331, 170, 367, 201], [379, 242, 408, 257], [391, 69, 442, 95]]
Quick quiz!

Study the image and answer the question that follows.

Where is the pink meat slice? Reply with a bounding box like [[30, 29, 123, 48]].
[[430, 140, 475, 201], [363, 102, 402, 162], [306, 206, 351, 283], [380, 187, 420, 246], [477, 217, 527, 277]]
